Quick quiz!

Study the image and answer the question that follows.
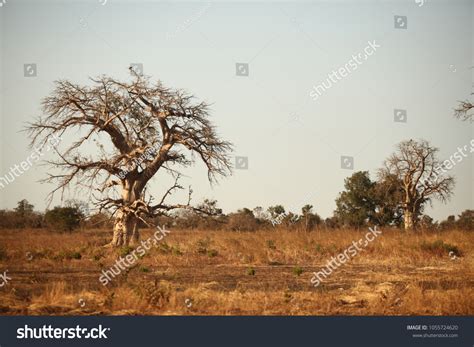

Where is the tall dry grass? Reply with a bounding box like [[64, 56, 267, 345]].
[[0, 227, 472, 315]]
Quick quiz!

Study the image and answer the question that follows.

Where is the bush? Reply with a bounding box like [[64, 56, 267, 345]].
[[207, 249, 218, 257], [68, 251, 82, 260], [293, 266, 304, 276], [44, 206, 82, 231], [196, 237, 212, 254], [456, 210, 473, 231], [171, 246, 183, 256], [119, 246, 134, 257], [0, 209, 43, 229], [227, 208, 260, 231]]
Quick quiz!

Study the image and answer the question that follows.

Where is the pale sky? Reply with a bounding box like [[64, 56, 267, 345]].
[[0, 0, 472, 221]]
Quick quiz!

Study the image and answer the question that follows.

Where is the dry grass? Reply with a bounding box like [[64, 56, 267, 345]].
[[0, 227, 472, 315]]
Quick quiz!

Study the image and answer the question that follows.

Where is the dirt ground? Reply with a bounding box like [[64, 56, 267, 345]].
[[0, 228, 472, 315]]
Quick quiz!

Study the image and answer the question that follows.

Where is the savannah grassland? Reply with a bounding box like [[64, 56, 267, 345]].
[[0, 227, 472, 315]]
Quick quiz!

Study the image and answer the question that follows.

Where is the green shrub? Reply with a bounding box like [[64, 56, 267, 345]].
[[207, 249, 218, 258], [92, 251, 105, 261], [293, 266, 304, 276], [44, 206, 82, 231], [119, 246, 134, 257], [246, 267, 256, 276], [69, 251, 82, 260], [196, 238, 211, 254], [266, 240, 276, 250], [172, 246, 183, 256]]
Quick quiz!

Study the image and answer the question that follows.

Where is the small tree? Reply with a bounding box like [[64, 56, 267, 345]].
[[300, 204, 321, 231], [45, 206, 82, 231], [372, 174, 404, 227], [379, 139, 455, 230], [456, 210, 473, 231], [267, 205, 286, 222], [454, 99, 473, 122], [194, 199, 224, 229], [335, 171, 377, 228], [419, 215, 436, 231], [227, 208, 259, 231], [14, 199, 34, 217], [439, 215, 456, 231]]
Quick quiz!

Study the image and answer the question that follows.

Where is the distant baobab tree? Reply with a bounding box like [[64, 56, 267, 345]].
[[28, 68, 232, 247], [378, 139, 455, 231], [455, 95, 473, 121]]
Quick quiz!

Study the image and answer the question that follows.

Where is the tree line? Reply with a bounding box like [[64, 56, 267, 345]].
[[22, 70, 473, 245], [1, 165, 471, 232]]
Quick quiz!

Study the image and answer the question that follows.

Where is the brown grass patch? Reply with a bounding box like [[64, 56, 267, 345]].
[[0, 227, 472, 315]]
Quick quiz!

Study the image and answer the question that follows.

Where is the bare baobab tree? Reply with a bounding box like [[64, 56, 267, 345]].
[[378, 139, 454, 230], [455, 99, 473, 122], [27, 68, 232, 247]]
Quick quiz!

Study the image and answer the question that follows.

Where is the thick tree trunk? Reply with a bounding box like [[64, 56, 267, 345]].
[[404, 210, 415, 231], [108, 179, 145, 247], [110, 210, 135, 247]]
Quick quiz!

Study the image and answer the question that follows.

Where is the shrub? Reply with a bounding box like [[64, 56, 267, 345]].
[[54, 250, 82, 260], [0, 209, 43, 229], [246, 267, 256, 276], [457, 210, 473, 231], [44, 206, 82, 231], [171, 246, 183, 256], [92, 251, 105, 261], [68, 251, 82, 260], [293, 266, 304, 276], [119, 246, 134, 257], [207, 249, 218, 257], [227, 208, 260, 231], [196, 238, 211, 254], [266, 240, 276, 250]]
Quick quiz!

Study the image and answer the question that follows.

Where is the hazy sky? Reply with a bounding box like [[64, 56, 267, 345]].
[[0, 0, 472, 221]]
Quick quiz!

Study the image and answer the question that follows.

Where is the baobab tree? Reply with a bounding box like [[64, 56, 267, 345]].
[[28, 68, 232, 246], [378, 139, 454, 230], [455, 97, 473, 121]]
